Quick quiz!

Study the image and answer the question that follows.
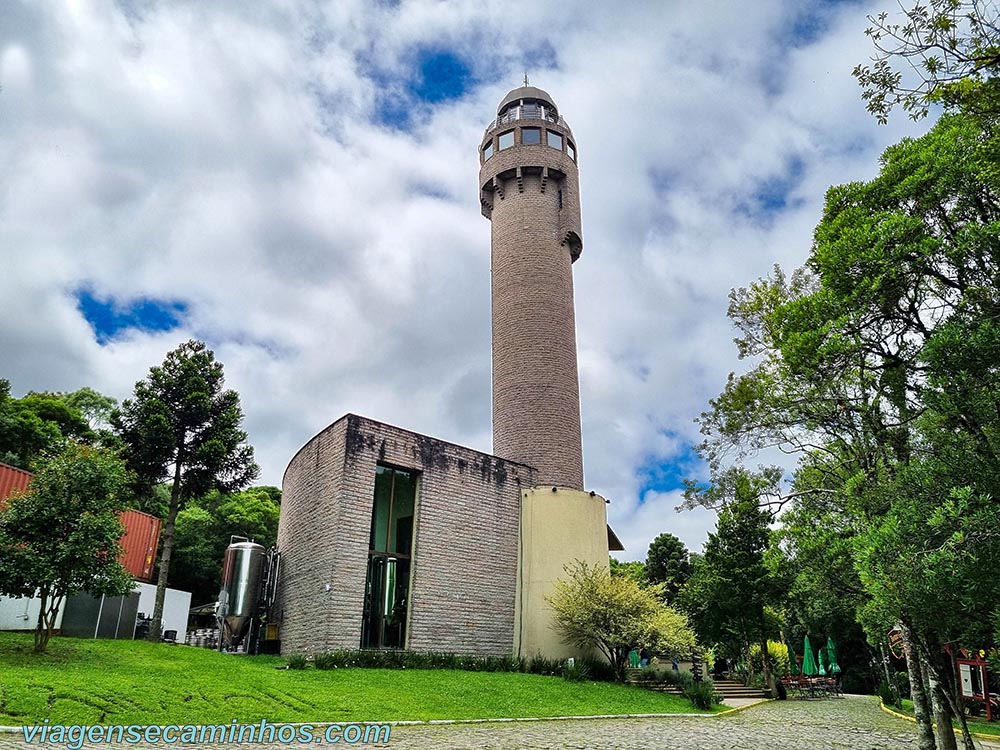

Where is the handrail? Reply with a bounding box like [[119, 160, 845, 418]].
[[484, 105, 566, 135]]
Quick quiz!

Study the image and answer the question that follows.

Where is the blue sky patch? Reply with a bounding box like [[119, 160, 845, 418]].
[[75, 288, 187, 344], [782, 0, 862, 48], [736, 155, 807, 221], [755, 155, 806, 213], [412, 49, 472, 103], [637, 442, 706, 499], [365, 47, 475, 130], [363, 41, 559, 130]]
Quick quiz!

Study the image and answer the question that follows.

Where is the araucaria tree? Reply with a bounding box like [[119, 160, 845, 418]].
[[680, 468, 786, 696], [644, 532, 692, 604], [0, 442, 134, 653], [546, 561, 695, 681], [112, 340, 258, 640]]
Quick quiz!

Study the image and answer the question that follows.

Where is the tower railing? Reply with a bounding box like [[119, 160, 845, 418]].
[[484, 105, 566, 135]]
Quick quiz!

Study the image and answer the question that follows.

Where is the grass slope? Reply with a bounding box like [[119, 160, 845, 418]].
[[0, 633, 714, 725], [897, 699, 1000, 737]]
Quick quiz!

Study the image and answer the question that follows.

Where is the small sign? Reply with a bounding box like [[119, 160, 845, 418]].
[[888, 628, 905, 659], [960, 663, 975, 697]]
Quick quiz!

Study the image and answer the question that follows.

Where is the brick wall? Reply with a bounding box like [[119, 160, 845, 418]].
[[275, 417, 349, 653], [276, 414, 536, 656], [479, 113, 586, 490]]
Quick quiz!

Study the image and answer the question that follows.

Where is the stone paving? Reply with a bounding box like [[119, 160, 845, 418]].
[[3, 695, 996, 749], [385, 696, 921, 749]]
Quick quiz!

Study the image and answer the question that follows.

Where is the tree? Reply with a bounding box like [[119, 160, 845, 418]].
[[60, 387, 118, 432], [0, 382, 117, 469], [0, 381, 58, 468], [690, 110, 1000, 749], [0, 442, 134, 652], [547, 561, 695, 681], [855, 0, 1000, 122], [680, 470, 787, 695], [856, 480, 1000, 750], [644, 533, 692, 604], [112, 340, 258, 640], [609, 556, 646, 585]]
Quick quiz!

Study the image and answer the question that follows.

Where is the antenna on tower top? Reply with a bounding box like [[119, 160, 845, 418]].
[[523, 72, 529, 87]]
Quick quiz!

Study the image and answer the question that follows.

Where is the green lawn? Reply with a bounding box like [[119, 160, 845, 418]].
[[897, 699, 1000, 737], [0, 633, 714, 725]]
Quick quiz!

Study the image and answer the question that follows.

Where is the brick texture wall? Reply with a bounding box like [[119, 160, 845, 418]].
[[479, 113, 586, 490], [276, 414, 536, 656]]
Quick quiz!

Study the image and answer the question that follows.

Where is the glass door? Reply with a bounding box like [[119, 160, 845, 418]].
[[361, 466, 416, 649]]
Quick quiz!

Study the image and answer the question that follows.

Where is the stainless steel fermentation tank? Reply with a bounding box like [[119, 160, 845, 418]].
[[218, 540, 265, 652]]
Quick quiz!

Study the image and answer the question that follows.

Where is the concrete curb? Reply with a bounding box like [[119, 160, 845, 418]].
[[386, 711, 717, 726], [877, 696, 999, 744], [715, 698, 772, 716]]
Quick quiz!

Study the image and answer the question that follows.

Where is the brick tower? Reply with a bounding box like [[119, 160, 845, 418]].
[[479, 85, 584, 490]]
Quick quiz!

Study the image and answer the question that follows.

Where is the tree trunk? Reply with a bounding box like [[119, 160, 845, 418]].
[[147, 458, 184, 641], [43, 593, 63, 652], [880, 642, 901, 706], [760, 636, 776, 698], [900, 621, 937, 750], [34, 586, 49, 653], [918, 640, 977, 750], [611, 645, 628, 682], [926, 654, 958, 750]]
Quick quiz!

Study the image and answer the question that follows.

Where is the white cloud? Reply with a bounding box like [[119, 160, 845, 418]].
[[0, 0, 932, 558]]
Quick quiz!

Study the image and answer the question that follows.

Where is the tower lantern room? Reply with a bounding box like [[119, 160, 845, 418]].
[[479, 85, 585, 490]]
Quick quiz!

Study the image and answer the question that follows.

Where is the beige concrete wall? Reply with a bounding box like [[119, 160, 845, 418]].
[[514, 486, 609, 660]]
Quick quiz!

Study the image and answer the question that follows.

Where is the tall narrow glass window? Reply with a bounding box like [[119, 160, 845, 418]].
[[547, 131, 563, 150], [521, 128, 541, 145], [361, 466, 416, 649], [567, 141, 576, 161], [498, 130, 515, 150], [483, 141, 494, 160]]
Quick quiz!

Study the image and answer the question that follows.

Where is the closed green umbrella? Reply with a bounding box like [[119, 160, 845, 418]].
[[802, 635, 819, 676], [827, 637, 841, 675], [788, 642, 799, 676], [818, 646, 827, 676]]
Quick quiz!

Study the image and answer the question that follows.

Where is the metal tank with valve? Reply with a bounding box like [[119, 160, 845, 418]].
[[216, 537, 278, 653]]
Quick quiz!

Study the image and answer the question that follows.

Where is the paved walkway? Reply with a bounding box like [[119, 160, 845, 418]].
[[4, 696, 995, 749], [385, 696, 919, 749]]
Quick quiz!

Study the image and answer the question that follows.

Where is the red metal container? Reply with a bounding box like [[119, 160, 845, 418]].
[[118, 509, 162, 582], [0, 462, 33, 510]]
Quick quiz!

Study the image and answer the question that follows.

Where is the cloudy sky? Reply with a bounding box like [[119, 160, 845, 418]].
[[1, 0, 930, 560]]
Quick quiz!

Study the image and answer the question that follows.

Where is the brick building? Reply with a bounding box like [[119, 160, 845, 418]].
[[275, 85, 621, 658]]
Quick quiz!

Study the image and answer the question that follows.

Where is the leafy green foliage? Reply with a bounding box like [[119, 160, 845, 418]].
[[112, 340, 258, 639], [857, 484, 1000, 658], [855, 1, 1000, 122], [748, 640, 790, 678], [682, 680, 723, 710], [609, 556, 646, 585], [0, 381, 113, 469], [679, 478, 787, 685], [0, 442, 134, 652], [691, 108, 1000, 744], [59, 387, 118, 432], [546, 561, 695, 682], [112, 341, 258, 503], [644, 533, 692, 604]]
